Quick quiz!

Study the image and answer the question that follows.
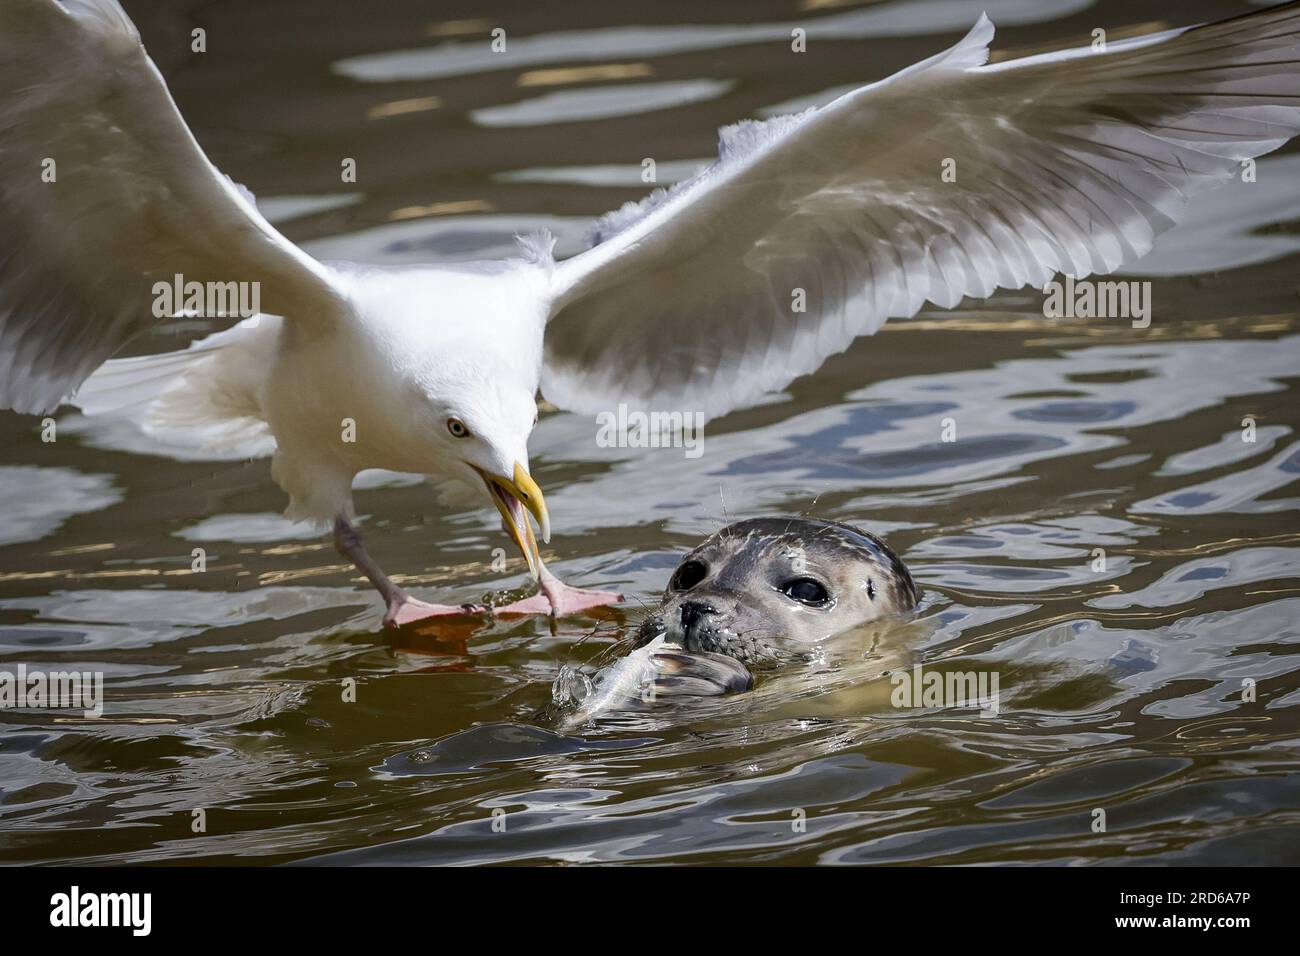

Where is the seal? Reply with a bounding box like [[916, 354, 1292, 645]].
[[634, 516, 917, 693], [550, 516, 919, 723]]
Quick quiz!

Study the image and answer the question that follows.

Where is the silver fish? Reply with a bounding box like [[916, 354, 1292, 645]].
[[555, 635, 755, 729], [559, 634, 673, 728]]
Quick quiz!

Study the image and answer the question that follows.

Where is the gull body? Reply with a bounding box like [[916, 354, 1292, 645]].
[[124, 256, 565, 625], [3, 0, 1300, 626], [263, 261, 548, 523]]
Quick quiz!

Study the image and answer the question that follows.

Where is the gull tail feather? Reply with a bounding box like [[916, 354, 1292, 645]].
[[70, 317, 278, 459]]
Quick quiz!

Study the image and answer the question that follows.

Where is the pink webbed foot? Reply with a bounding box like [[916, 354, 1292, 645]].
[[545, 583, 624, 616], [492, 593, 553, 617], [495, 581, 624, 618], [384, 594, 487, 629]]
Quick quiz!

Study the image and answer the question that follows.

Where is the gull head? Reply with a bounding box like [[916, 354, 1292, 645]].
[[344, 257, 554, 579], [418, 353, 549, 582]]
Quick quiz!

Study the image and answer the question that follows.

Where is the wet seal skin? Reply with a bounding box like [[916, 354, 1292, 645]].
[[636, 516, 919, 696]]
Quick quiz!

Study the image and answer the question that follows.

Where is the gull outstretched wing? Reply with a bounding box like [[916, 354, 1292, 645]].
[[543, 3, 1300, 420], [0, 0, 349, 414]]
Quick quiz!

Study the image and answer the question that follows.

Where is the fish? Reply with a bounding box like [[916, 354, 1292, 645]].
[[557, 634, 674, 728], [555, 633, 756, 728]]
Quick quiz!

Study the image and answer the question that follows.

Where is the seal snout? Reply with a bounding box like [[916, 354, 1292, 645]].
[[679, 599, 724, 653], [667, 593, 763, 662], [679, 600, 717, 638]]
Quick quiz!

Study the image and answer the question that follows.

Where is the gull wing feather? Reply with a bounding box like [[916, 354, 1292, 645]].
[[0, 0, 349, 414], [543, 3, 1300, 420]]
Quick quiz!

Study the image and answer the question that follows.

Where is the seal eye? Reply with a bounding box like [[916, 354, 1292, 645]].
[[781, 577, 830, 607], [670, 560, 707, 591], [447, 417, 471, 439]]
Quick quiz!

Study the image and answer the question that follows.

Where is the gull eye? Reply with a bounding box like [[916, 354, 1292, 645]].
[[447, 417, 471, 439], [781, 577, 830, 607], [669, 559, 707, 592]]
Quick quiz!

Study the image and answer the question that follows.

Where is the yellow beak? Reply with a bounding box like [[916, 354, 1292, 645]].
[[475, 461, 551, 581]]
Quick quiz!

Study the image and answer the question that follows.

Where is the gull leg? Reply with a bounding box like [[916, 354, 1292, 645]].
[[333, 516, 483, 628], [494, 558, 623, 618]]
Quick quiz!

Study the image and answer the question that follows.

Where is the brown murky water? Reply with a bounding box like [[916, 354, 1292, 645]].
[[1, 0, 1299, 865]]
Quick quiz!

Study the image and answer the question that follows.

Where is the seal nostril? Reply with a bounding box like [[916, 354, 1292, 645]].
[[679, 600, 715, 631]]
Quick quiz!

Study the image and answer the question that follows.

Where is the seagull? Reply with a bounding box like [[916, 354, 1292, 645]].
[[2, 0, 1299, 627]]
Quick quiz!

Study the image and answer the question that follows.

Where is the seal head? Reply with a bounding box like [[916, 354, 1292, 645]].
[[641, 516, 918, 667]]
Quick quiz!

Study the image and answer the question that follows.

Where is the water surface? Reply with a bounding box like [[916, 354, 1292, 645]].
[[1, 0, 1298, 865]]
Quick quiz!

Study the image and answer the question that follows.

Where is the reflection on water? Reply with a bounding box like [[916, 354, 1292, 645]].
[[0, 467, 120, 547], [495, 159, 708, 187], [1, 0, 1298, 865], [333, 0, 1091, 82], [470, 79, 736, 126]]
